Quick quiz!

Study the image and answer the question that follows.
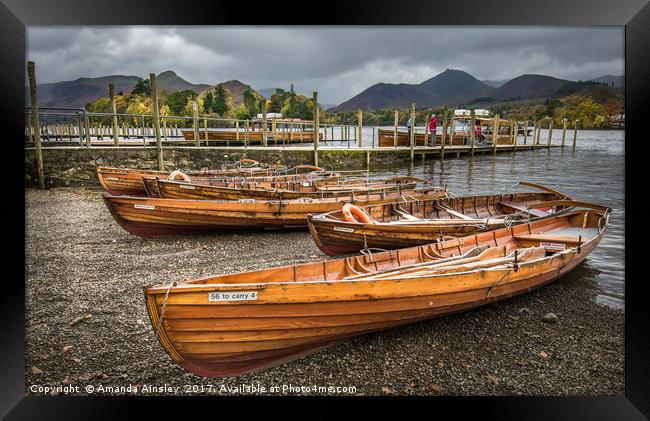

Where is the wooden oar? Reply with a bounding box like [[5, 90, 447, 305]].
[[344, 245, 490, 281]]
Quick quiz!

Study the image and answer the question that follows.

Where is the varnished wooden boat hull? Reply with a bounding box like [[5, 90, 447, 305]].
[[143, 205, 610, 377], [97, 166, 286, 196], [153, 179, 421, 201], [308, 184, 571, 256], [102, 190, 447, 237]]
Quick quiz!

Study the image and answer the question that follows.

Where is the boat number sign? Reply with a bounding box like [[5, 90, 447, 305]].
[[134, 204, 155, 210], [208, 291, 258, 302], [540, 242, 566, 251], [333, 226, 355, 233]]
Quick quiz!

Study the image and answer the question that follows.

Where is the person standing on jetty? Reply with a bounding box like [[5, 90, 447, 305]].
[[428, 114, 437, 145]]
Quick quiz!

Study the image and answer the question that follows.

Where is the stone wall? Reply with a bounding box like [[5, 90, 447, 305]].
[[25, 147, 413, 187]]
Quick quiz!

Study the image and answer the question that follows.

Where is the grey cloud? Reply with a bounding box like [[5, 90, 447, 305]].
[[27, 26, 624, 104]]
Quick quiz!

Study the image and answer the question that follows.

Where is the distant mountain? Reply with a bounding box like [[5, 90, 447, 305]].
[[482, 79, 511, 88], [200, 80, 264, 108], [156, 70, 211, 94], [26, 75, 142, 108], [257, 88, 277, 99], [590, 74, 624, 89], [479, 74, 569, 101], [26, 70, 210, 109], [331, 69, 494, 112]]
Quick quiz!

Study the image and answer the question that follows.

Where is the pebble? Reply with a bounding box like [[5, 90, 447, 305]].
[[518, 307, 531, 314], [542, 313, 559, 323]]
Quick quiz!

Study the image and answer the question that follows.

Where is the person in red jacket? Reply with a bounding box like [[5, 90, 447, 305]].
[[428, 114, 437, 145]]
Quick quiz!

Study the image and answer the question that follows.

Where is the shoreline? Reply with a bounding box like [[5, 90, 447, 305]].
[[25, 187, 624, 396]]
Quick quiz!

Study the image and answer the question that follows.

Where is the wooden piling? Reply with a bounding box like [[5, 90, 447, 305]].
[[358, 109, 363, 147], [409, 103, 415, 162], [28, 61, 45, 189], [149, 73, 163, 170], [492, 114, 499, 153], [573, 119, 579, 149], [76, 113, 83, 145], [313, 91, 319, 166], [162, 118, 168, 142], [192, 101, 199, 147], [262, 102, 268, 147], [523, 120, 528, 145], [449, 115, 454, 146], [203, 116, 208, 146], [236, 120, 240, 142], [393, 109, 398, 148], [547, 118, 553, 146], [109, 83, 119, 146], [561, 118, 567, 147], [440, 116, 447, 159], [470, 109, 476, 156], [513, 121, 518, 152]]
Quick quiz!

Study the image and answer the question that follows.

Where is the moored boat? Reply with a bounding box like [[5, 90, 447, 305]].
[[102, 188, 448, 237], [143, 201, 610, 377], [308, 181, 573, 256], [97, 161, 286, 196], [149, 176, 426, 201]]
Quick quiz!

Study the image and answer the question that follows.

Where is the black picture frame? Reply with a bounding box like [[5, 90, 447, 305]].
[[2, 0, 648, 418]]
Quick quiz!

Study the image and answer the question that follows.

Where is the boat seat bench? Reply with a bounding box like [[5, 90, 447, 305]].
[[499, 201, 549, 218], [513, 228, 598, 247]]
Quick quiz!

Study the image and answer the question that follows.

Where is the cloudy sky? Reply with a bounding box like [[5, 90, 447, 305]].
[[27, 26, 624, 104]]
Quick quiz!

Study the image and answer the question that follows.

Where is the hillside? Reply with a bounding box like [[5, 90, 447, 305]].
[[26, 75, 141, 108], [26, 71, 210, 109], [332, 69, 494, 112], [156, 70, 210, 94], [479, 74, 569, 101], [200, 80, 264, 109], [590, 75, 624, 89]]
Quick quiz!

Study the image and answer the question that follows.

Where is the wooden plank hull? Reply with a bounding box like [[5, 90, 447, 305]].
[[97, 166, 286, 196], [102, 190, 448, 237], [143, 206, 610, 377], [308, 185, 572, 256], [153, 179, 422, 201]]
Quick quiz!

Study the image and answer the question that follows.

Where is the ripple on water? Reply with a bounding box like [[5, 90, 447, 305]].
[[363, 130, 624, 309]]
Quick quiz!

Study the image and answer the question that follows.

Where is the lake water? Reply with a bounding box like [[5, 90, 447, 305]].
[[360, 129, 625, 310]]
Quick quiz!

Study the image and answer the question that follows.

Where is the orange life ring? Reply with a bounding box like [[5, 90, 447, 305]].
[[342, 203, 373, 224], [168, 170, 191, 182]]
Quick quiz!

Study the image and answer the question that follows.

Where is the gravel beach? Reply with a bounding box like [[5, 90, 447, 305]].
[[25, 187, 624, 396]]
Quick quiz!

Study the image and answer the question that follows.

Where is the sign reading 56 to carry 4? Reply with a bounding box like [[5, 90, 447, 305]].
[[208, 291, 258, 302]]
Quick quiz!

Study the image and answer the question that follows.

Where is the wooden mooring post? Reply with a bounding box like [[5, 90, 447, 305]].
[[149, 73, 163, 170], [561, 118, 567, 147], [547, 118, 554, 146], [203, 116, 209, 146], [358, 109, 363, 147], [393, 109, 398, 148], [513, 121, 518, 152], [523, 120, 528, 145], [313, 91, 319, 166], [470, 109, 476, 156], [492, 114, 499, 154], [573, 119, 579, 149], [440, 116, 447, 159], [27, 61, 45, 189], [192, 101, 199, 147], [109, 83, 119, 146], [409, 103, 415, 162], [262, 102, 268, 147]]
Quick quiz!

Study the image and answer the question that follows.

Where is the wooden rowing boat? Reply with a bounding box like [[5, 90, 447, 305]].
[[142, 167, 343, 198], [143, 201, 610, 377], [149, 176, 426, 201], [97, 162, 286, 196], [307, 181, 573, 256], [102, 189, 448, 237]]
